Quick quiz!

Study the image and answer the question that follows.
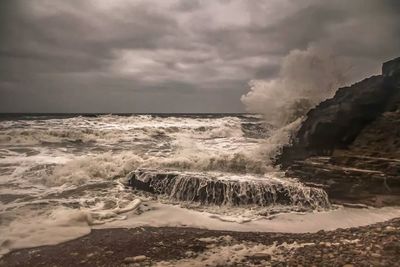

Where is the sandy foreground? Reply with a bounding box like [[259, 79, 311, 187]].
[[1, 218, 400, 267]]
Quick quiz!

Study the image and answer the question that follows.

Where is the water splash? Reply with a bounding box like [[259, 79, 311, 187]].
[[128, 169, 330, 209], [241, 46, 350, 127]]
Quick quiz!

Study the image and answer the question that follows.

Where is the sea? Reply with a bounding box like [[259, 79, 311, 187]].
[[1, 113, 399, 256]]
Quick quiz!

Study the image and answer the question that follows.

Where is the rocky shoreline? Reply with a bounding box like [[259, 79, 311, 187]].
[[279, 57, 400, 206], [2, 218, 400, 267], [2, 57, 400, 266]]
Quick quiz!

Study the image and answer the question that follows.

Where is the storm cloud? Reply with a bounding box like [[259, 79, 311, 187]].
[[1, 0, 399, 113]]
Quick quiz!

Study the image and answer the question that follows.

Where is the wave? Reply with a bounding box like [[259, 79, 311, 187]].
[[0, 115, 247, 146], [5, 119, 300, 188], [33, 151, 267, 187], [0, 113, 321, 258], [42, 152, 142, 186]]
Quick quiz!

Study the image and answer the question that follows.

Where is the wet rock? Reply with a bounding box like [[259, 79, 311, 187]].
[[383, 56, 400, 78], [247, 252, 272, 261], [342, 264, 354, 267], [383, 226, 396, 233], [383, 241, 400, 253], [127, 169, 330, 208], [371, 252, 381, 258], [279, 56, 400, 164], [277, 56, 400, 206]]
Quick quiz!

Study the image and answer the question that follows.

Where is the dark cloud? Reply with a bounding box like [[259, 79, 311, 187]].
[[0, 0, 399, 113], [253, 64, 280, 80]]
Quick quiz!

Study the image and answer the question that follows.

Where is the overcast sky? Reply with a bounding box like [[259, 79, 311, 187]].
[[1, 0, 399, 113]]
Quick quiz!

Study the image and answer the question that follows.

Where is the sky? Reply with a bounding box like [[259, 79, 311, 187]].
[[1, 0, 399, 113]]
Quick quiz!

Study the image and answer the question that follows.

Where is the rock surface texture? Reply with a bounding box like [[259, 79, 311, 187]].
[[127, 169, 330, 208], [279, 57, 400, 206]]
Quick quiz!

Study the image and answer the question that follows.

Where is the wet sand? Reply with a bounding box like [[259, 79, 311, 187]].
[[2, 218, 400, 267]]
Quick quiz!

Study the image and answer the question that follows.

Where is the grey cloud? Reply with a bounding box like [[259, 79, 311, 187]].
[[1, 1, 179, 75], [253, 64, 280, 79], [1, 0, 400, 113]]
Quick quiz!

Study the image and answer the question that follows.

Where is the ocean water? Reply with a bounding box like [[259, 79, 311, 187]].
[[1, 114, 399, 256]]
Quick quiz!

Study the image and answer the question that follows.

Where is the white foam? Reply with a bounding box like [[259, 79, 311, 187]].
[[95, 200, 400, 233], [1, 114, 399, 259], [0, 115, 246, 146], [241, 46, 349, 127], [45, 152, 143, 186], [2, 197, 398, 257], [0, 197, 143, 256], [0, 208, 92, 256]]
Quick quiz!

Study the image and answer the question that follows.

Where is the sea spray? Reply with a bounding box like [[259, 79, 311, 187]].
[[241, 46, 350, 127]]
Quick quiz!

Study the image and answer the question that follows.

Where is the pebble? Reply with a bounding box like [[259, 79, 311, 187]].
[[384, 226, 396, 233], [123, 255, 148, 263], [247, 252, 272, 261], [184, 251, 197, 257], [371, 253, 381, 258], [384, 241, 400, 252]]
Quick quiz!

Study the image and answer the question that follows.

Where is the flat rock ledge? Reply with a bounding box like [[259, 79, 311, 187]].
[[127, 169, 330, 208], [286, 155, 400, 206]]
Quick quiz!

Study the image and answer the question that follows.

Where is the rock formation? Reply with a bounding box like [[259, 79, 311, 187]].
[[128, 169, 330, 209], [279, 56, 400, 206]]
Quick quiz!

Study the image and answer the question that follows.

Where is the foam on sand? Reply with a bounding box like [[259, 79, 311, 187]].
[[95, 200, 400, 233], [1, 195, 399, 257], [0, 208, 92, 256]]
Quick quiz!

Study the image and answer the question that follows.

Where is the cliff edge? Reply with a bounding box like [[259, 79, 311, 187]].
[[278, 57, 400, 206]]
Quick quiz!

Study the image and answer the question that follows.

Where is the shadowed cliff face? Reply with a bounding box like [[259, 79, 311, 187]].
[[278, 56, 400, 206], [279, 57, 400, 166]]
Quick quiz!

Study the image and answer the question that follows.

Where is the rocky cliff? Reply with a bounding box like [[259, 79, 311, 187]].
[[279, 57, 400, 206]]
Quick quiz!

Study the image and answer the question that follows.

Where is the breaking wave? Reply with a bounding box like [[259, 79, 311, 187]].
[[0, 115, 246, 146], [241, 46, 350, 127], [0, 114, 329, 256]]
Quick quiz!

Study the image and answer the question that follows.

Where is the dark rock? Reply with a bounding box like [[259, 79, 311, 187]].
[[279, 57, 400, 165], [383, 57, 400, 78], [247, 253, 272, 261], [383, 241, 400, 253], [127, 169, 330, 208], [277, 56, 400, 206]]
